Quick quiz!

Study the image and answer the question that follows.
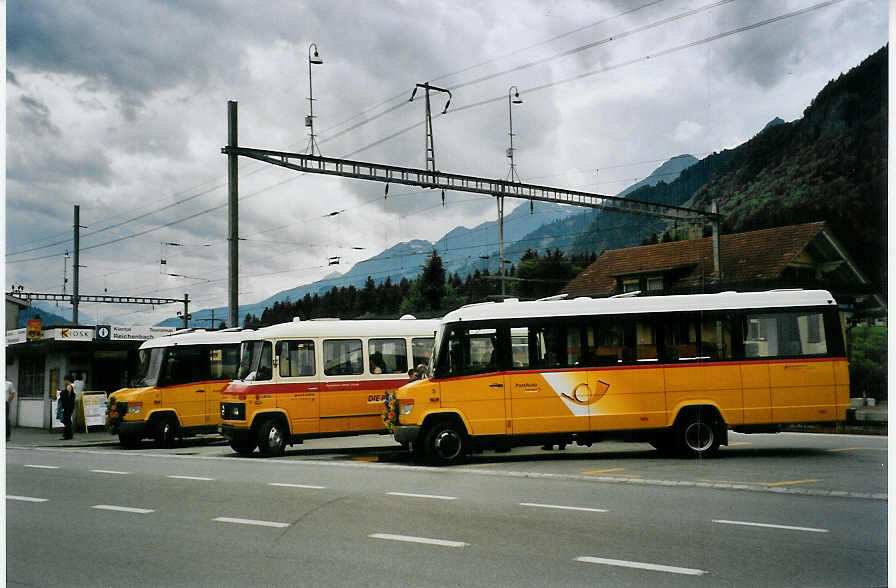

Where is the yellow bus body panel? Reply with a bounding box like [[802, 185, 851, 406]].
[[590, 367, 666, 431], [664, 363, 743, 427]]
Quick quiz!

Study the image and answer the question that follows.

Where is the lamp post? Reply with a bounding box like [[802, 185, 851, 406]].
[[306, 43, 323, 156], [498, 86, 523, 296]]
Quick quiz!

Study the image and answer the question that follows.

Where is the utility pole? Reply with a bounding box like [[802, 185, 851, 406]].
[[72, 205, 81, 324], [227, 101, 239, 328], [500, 86, 523, 297], [409, 82, 452, 174], [711, 199, 721, 280]]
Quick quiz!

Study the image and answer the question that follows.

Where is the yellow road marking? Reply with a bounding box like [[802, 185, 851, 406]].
[[581, 468, 626, 475], [727, 442, 752, 447], [828, 447, 888, 452], [699, 478, 819, 487], [352, 456, 378, 462], [765, 479, 820, 487]]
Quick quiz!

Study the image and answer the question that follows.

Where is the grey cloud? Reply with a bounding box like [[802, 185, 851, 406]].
[[17, 94, 61, 137]]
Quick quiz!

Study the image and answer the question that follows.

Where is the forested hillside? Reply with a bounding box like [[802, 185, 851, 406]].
[[688, 45, 887, 293]]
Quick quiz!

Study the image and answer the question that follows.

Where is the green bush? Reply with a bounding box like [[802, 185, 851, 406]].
[[849, 326, 887, 400]]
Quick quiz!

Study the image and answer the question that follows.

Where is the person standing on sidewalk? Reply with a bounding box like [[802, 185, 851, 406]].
[[6, 380, 15, 441], [60, 377, 76, 440]]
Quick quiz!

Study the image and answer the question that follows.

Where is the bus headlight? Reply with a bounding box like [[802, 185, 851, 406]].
[[127, 402, 143, 415], [398, 398, 414, 415]]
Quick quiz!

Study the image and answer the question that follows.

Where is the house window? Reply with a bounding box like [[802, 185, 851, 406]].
[[622, 279, 639, 293], [646, 276, 663, 292]]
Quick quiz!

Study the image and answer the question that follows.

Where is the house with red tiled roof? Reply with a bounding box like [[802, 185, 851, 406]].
[[561, 222, 884, 315]]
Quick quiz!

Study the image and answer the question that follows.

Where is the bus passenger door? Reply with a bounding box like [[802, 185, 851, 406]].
[[159, 347, 204, 428], [275, 340, 319, 435]]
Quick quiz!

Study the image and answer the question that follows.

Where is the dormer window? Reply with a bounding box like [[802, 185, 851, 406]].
[[647, 276, 664, 292], [622, 279, 639, 293]]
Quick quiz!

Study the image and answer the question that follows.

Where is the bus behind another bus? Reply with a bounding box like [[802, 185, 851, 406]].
[[220, 317, 438, 457], [107, 328, 253, 448]]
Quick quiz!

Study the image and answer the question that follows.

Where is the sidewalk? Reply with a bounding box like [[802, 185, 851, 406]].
[[6, 426, 121, 448]]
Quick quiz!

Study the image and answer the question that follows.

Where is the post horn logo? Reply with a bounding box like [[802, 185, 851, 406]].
[[561, 380, 610, 406]]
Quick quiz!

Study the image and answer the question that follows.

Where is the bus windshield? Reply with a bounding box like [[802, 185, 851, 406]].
[[135, 347, 165, 387], [238, 340, 272, 381]]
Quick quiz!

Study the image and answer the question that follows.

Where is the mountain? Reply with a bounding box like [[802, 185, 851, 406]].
[[502, 154, 700, 259], [157, 201, 581, 327], [164, 44, 888, 326], [686, 45, 887, 294], [762, 117, 786, 131], [15, 300, 95, 328], [618, 154, 699, 196]]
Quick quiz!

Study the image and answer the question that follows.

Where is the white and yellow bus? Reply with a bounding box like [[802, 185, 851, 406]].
[[107, 328, 254, 448], [220, 317, 438, 457], [387, 290, 850, 465]]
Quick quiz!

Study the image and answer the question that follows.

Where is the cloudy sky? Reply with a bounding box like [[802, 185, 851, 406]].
[[4, 0, 888, 326]]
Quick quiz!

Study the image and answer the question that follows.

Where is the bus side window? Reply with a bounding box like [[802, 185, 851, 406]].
[[636, 320, 658, 362], [324, 339, 363, 376], [411, 337, 434, 371], [256, 342, 273, 381], [369, 338, 408, 374], [277, 340, 315, 377]]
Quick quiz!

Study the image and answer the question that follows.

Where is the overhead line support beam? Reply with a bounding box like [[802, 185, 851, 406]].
[[220, 147, 717, 223]]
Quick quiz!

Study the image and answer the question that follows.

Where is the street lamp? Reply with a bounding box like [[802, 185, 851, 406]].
[[498, 85, 523, 297], [306, 43, 323, 156]]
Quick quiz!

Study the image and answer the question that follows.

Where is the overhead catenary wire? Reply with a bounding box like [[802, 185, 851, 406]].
[[15, 0, 844, 318], [6, 0, 739, 263]]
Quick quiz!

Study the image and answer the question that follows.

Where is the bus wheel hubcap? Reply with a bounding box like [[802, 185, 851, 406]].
[[268, 427, 281, 448], [685, 422, 713, 452], [434, 430, 461, 459]]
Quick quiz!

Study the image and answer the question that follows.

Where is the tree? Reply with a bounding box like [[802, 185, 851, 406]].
[[420, 249, 446, 311]]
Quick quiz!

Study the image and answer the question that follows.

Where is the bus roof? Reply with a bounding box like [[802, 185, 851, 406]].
[[245, 318, 441, 340], [441, 290, 838, 324], [139, 328, 256, 349]]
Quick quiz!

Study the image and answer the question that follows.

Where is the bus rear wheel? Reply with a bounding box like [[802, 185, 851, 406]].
[[424, 420, 468, 466], [675, 413, 720, 458], [257, 419, 287, 458]]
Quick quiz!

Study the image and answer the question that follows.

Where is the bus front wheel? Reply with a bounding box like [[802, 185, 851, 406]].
[[153, 415, 179, 448], [424, 420, 468, 466], [230, 436, 257, 456], [118, 432, 141, 449], [257, 419, 287, 458]]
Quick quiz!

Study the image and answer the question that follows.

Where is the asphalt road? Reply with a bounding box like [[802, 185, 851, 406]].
[[5, 433, 888, 587]]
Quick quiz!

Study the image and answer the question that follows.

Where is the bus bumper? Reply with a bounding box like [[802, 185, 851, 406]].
[[392, 425, 421, 445], [117, 420, 150, 438], [220, 424, 250, 442]]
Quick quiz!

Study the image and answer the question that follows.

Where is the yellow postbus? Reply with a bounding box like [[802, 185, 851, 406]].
[[107, 328, 253, 448], [220, 317, 438, 457], [386, 290, 850, 465]]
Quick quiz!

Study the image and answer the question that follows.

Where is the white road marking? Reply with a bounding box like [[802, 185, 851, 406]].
[[369, 533, 467, 548], [24, 464, 59, 469], [213, 517, 290, 528], [520, 502, 607, 513], [712, 519, 828, 533], [268, 482, 326, 489], [576, 556, 706, 576], [92, 504, 154, 514], [7, 495, 48, 503], [386, 491, 457, 500], [167, 475, 214, 481], [90, 469, 130, 475]]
